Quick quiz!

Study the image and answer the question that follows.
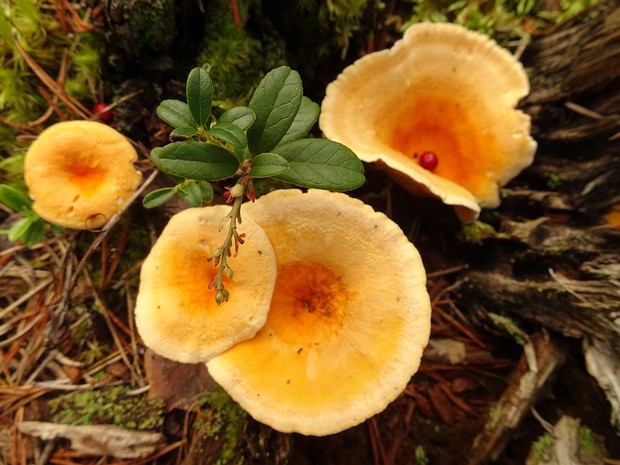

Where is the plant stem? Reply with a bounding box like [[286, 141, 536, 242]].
[[212, 188, 245, 304]]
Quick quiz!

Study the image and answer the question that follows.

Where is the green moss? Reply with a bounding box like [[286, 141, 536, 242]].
[[48, 385, 166, 430], [489, 313, 527, 346], [577, 424, 595, 453], [529, 432, 553, 463], [403, 0, 601, 45], [197, 0, 286, 109], [544, 173, 568, 190], [1, 0, 104, 158], [192, 386, 248, 465], [293, 0, 369, 58], [414, 445, 430, 465], [460, 220, 497, 244]]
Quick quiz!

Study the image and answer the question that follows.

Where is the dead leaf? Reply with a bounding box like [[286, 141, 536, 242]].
[[17, 421, 164, 458], [144, 349, 215, 410]]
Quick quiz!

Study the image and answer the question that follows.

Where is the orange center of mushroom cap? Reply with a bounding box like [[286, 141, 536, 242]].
[[65, 160, 108, 197], [382, 95, 496, 197], [268, 262, 348, 346], [164, 240, 232, 315]]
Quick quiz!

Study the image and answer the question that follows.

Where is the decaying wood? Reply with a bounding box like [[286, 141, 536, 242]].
[[457, 0, 620, 366], [459, 223, 620, 347], [584, 338, 620, 430], [523, 416, 608, 464], [467, 333, 569, 465], [455, 1, 620, 460], [522, 0, 620, 146]]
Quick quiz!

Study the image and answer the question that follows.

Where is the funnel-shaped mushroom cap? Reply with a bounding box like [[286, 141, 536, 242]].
[[207, 189, 431, 436], [24, 121, 142, 229], [135, 206, 277, 364], [320, 22, 537, 221]]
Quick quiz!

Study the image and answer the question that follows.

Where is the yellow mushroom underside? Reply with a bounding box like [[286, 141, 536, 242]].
[[319, 23, 536, 217], [207, 189, 431, 436], [24, 121, 142, 229], [135, 206, 277, 364]]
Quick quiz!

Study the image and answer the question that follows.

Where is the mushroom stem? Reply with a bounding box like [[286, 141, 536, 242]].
[[210, 181, 247, 305]]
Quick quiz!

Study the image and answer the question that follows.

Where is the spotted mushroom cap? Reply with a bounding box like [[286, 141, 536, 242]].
[[207, 189, 431, 436], [135, 205, 277, 364], [24, 120, 142, 229], [319, 22, 537, 221]]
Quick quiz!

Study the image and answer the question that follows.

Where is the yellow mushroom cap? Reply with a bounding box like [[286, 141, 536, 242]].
[[135, 205, 277, 364], [207, 189, 431, 436], [319, 22, 537, 221], [24, 121, 142, 229]]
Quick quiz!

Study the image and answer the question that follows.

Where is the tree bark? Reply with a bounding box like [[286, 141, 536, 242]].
[[457, 0, 620, 352]]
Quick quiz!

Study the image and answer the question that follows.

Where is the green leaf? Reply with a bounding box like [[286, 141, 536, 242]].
[[276, 96, 320, 147], [0, 184, 32, 211], [186, 67, 213, 127], [273, 139, 365, 191], [177, 181, 206, 207], [207, 122, 247, 148], [249, 153, 289, 178], [142, 187, 176, 208], [151, 142, 239, 181], [247, 66, 303, 155], [20, 218, 46, 246], [170, 126, 199, 139], [197, 180, 214, 203], [8, 217, 32, 242], [218, 106, 256, 130], [157, 100, 197, 129]]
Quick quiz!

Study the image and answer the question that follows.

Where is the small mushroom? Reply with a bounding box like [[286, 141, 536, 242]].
[[24, 121, 142, 229], [135, 205, 277, 364], [207, 189, 431, 436], [319, 22, 537, 221]]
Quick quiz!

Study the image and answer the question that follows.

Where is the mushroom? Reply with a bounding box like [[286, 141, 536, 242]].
[[603, 204, 620, 228], [24, 120, 142, 229], [207, 189, 431, 436], [319, 22, 537, 221], [135, 205, 277, 364]]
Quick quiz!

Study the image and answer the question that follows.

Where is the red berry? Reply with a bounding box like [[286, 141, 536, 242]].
[[419, 151, 438, 171], [92, 103, 114, 122]]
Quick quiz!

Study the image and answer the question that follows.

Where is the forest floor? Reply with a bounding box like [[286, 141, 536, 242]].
[[1, 1, 620, 464]]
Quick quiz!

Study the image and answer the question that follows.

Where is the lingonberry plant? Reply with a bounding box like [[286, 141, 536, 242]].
[[144, 66, 365, 304]]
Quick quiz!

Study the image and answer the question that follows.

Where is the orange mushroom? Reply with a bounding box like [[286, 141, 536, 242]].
[[135, 205, 277, 364], [24, 121, 142, 229], [320, 22, 537, 221], [207, 189, 431, 436]]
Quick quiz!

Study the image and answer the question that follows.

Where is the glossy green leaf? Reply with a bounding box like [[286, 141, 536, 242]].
[[151, 142, 239, 181], [273, 139, 365, 190], [207, 122, 247, 148], [249, 153, 289, 178], [142, 187, 176, 208], [247, 66, 303, 155], [157, 100, 196, 129], [197, 180, 214, 203], [276, 96, 320, 147], [186, 67, 213, 127], [166, 173, 185, 184], [178, 181, 204, 207], [170, 126, 199, 139], [218, 106, 256, 130], [0, 184, 32, 211]]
